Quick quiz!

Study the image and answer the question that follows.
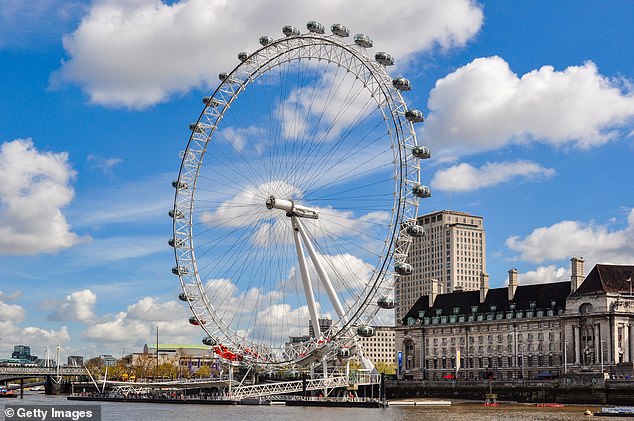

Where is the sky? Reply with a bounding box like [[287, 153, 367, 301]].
[[0, 0, 633, 361]]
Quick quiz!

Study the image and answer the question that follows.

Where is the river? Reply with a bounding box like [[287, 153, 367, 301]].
[[3, 393, 601, 420]]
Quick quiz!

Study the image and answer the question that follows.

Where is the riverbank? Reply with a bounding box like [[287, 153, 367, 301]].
[[386, 376, 634, 405]]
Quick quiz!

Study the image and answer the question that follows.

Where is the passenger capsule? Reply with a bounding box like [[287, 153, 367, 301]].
[[307, 21, 325, 34], [375, 52, 394, 66], [189, 316, 206, 326], [172, 266, 188, 276], [169, 209, 184, 219], [282, 25, 300, 37], [331, 23, 349, 37], [405, 109, 424, 123], [413, 184, 431, 198], [259, 36, 273, 46], [377, 296, 396, 309], [337, 347, 351, 358], [202, 96, 219, 107], [357, 325, 375, 338], [394, 262, 414, 276], [202, 336, 217, 346], [171, 180, 187, 190], [189, 122, 208, 133], [238, 51, 248, 62], [412, 145, 431, 159], [406, 224, 425, 237], [178, 292, 191, 302], [168, 238, 183, 248], [392, 77, 412, 91], [354, 34, 373, 48]]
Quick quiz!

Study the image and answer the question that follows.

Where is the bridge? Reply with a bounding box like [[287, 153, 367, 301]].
[[0, 366, 88, 381]]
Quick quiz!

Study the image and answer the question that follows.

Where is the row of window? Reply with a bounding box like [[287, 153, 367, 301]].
[[427, 342, 560, 355], [423, 354, 561, 370], [427, 331, 559, 346]]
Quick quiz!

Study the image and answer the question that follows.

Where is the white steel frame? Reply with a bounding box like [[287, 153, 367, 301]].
[[172, 24, 424, 365]]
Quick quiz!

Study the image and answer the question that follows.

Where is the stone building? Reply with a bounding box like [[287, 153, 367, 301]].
[[357, 325, 395, 365], [395, 257, 634, 381], [395, 210, 486, 321]]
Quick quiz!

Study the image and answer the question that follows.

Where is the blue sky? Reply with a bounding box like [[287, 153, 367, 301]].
[[0, 0, 633, 360]]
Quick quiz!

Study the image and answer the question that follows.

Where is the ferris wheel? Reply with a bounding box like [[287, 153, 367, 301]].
[[171, 21, 431, 366]]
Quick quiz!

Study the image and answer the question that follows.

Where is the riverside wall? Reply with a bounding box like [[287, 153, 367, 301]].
[[386, 374, 634, 404]]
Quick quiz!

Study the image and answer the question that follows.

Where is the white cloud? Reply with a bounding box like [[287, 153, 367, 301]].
[[0, 322, 70, 357], [82, 312, 151, 343], [281, 251, 373, 292], [126, 297, 186, 321], [54, 0, 482, 108], [513, 265, 568, 286], [275, 69, 376, 143], [202, 179, 389, 249], [0, 301, 26, 322], [86, 154, 123, 174], [506, 209, 634, 264], [0, 139, 87, 255], [431, 160, 555, 192], [81, 296, 195, 345], [424, 57, 634, 156], [48, 289, 97, 322], [218, 126, 261, 153]]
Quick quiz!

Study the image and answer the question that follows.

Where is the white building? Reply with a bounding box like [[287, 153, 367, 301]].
[[395, 210, 486, 321], [357, 326, 394, 365], [395, 258, 634, 381]]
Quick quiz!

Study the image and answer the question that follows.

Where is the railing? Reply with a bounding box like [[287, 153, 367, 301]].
[[0, 366, 88, 376], [231, 371, 380, 400]]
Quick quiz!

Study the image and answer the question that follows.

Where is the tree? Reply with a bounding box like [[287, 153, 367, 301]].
[[374, 361, 397, 375], [195, 365, 210, 378], [132, 353, 155, 380], [157, 362, 178, 380], [85, 357, 105, 379]]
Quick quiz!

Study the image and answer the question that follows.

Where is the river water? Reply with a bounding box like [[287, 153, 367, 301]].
[[3, 393, 601, 421]]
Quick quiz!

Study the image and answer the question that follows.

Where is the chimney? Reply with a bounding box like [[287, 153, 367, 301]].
[[480, 272, 489, 304], [508, 269, 518, 301], [570, 256, 585, 293], [429, 278, 441, 307]]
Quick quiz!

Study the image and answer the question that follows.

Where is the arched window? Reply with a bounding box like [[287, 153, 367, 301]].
[[580, 303, 594, 314]]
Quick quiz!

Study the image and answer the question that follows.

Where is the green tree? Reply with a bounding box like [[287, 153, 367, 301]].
[[85, 357, 105, 379], [195, 365, 210, 378], [374, 361, 397, 375], [157, 362, 178, 379]]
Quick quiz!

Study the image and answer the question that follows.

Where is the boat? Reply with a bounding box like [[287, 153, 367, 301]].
[[595, 407, 634, 417], [0, 388, 17, 398], [537, 403, 564, 408]]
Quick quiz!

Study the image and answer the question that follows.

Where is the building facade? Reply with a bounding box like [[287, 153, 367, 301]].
[[395, 258, 634, 381], [357, 326, 395, 365], [395, 210, 486, 321]]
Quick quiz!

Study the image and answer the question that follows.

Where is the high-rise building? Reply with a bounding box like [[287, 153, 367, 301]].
[[309, 318, 333, 337], [395, 210, 486, 321], [12, 345, 36, 361], [357, 326, 395, 366]]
